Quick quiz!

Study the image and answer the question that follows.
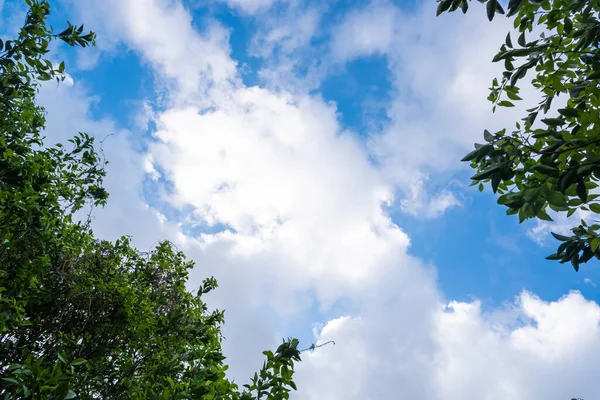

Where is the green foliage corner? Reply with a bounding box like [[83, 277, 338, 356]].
[[440, 0, 600, 272]]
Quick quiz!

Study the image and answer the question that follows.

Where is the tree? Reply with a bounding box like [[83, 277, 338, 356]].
[[0, 1, 301, 399], [438, 0, 600, 271]]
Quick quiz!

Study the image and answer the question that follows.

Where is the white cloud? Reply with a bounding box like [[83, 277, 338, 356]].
[[297, 291, 600, 400], [330, 1, 398, 62], [399, 175, 462, 218], [219, 0, 279, 14], [67, 0, 237, 99], [250, 6, 321, 58], [147, 86, 411, 304]]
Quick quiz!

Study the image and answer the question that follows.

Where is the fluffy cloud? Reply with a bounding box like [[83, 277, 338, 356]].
[[330, 1, 398, 62], [297, 291, 600, 400], [219, 0, 279, 15]]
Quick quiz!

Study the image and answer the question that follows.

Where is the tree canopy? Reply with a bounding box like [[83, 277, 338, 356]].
[[0, 1, 300, 399], [438, 0, 600, 271]]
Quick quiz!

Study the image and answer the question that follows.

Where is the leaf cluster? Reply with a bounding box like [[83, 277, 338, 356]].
[[441, 0, 600, 270]]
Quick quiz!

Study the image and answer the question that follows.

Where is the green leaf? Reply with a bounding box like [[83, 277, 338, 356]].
[[517, 32, 526, 46], [498, 100, 515, 107], [506, 91, 522, 101], [537, 210, 553, 221], [564, 17, 573, 34], [577, 180, 588, 203], [558, 108, 579, 118], [571, 256, 580, 272], [541, 118, 565, 127], [590, 203, 600, 213], [471, 164, 505, 180], [532, 164, 559, 177], [510, 65, 528, 86], [552, 232, 572, 242], [486, 0, 497, 21], [483, 129, 494, 142], [559, 169, 578, 193], [505, 33, 513, 48], [436, 0, 453, 16], [547, 191, 567, 208], [592, 238, 600, 252], [461, 144, 492, 162]]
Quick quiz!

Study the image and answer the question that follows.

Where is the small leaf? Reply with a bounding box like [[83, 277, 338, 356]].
[[564, 17, 573, 34], [577, 180, 588, 203], [558, 108, 579, 118], [436, 0, 453, 16], [506, 91, 522, 101], [590, 203, 600, 213], [471, 164, 505, 180], [483, 130, 494, 142], [551, 232, 571, 241], [571, 256, 580, 272], [505, 33, 513, 48], [537, 210, 553, 221], [487, 0, 497, 21], [461, 144, 492, 162], [532, 164, 559, 177], [498, 100, 515, 107], [559, 169, 578, 193], [510, 65, 528, 86], [592, 238, 600, 252], [541, 118, 565, 126], [547, 191, 568, 208]]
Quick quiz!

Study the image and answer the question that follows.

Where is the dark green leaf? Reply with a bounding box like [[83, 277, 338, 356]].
[[557, 108, 579, 118], [505, 33, 513, 48], [547, 191, 568, 208], [577, 180, 588, 203], [537, 210, 553, 221], [551, 232, 571, 241], [498, 100, 515, 107], [541, 118, 565, 127], [486, 0, 497, 21], [483, 130, 494, 142]]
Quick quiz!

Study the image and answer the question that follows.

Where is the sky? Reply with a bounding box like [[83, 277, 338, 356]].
[[2, 0, 600, 398]]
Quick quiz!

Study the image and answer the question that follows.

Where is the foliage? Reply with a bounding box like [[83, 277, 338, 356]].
[[0, 1, 300, 399], [439, 0, 600, 271]]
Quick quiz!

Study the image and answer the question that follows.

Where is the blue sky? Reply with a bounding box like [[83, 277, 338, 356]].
[[3, 0, 600, 398]]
